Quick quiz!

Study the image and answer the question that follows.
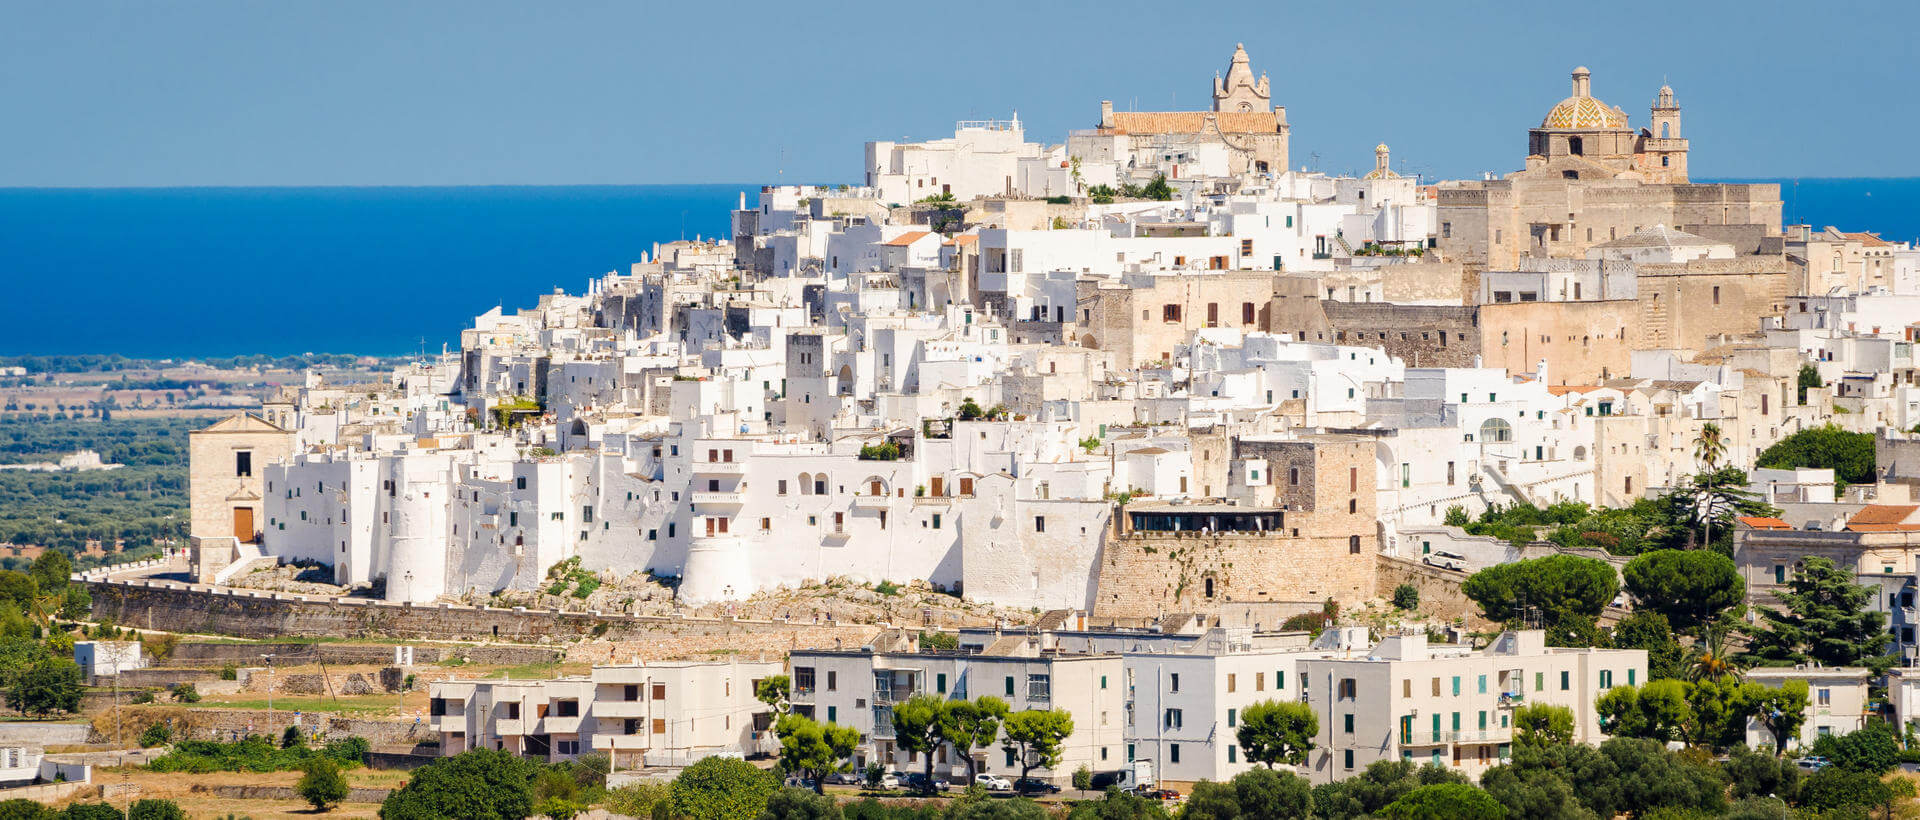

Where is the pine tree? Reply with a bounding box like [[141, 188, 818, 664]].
[[1745, 557, 1888, 667]]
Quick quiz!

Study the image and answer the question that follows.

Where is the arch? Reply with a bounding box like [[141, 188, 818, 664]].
[[864, 476, 889, 497], [1660, 122, 1670, 139], [1573, 445, 1587, 461], [1203, 577, 1216, 599], [1479, 418, 1514, 443], [1080, 334, 1098, 350], [798, 473, 813, 495]]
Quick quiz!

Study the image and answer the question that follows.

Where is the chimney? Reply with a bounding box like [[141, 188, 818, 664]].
[[1100, 100, 1115, 130]]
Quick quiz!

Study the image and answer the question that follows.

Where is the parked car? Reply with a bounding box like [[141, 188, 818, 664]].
[[1796, 755, 1832, 771], [1013, 777, 1061, 794], [872, 772, 902, 790], [902, 772, 951, 792], [1135, 788, 1182, 802], [976, 774, 1014, 792], [784, 775, 817, 790], [825, 772, 862, 786], [1423, 551, 1466, 571]]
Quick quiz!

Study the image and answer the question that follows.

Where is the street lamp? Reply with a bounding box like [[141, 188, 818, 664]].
[[263, 653, 275, 725]]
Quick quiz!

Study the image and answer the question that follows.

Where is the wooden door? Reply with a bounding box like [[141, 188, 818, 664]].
[[930, 477, 945, 497], [233, 507, 254, 542]]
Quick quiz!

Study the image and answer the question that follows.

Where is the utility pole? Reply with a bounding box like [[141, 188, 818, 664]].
[[263, 653, 275, 725]]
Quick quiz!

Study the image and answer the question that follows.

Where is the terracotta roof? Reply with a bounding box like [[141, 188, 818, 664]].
[[1846, 505, 1920, 532], [1546, 384, 1602, 396], [1129, 447, 1171, 456], [949, 235, 979, 246], [1842, 231, 1892, 248], [884, 231, 933, 247], [1737, 516, 1793, 531], [1109, 111, 1282, 135]]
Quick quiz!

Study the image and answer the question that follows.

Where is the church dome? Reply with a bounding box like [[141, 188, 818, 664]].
[[1542, 95, 1628, 130]]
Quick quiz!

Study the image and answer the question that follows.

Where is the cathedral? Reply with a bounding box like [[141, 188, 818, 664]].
[[1088, 44, 1290, 176], [1520, 66, 1689, 184]]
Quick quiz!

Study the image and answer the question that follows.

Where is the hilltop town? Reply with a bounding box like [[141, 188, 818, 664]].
[[17, 46, 1920, 818]]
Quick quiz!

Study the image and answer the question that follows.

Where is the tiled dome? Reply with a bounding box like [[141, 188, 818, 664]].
[[1542, 95, 1627, 130]]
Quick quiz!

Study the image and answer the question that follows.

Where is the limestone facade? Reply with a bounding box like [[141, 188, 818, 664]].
[[188, 414, 295, 545]]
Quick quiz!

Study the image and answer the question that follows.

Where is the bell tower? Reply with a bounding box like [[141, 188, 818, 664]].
[[1643, 84, 1688, 182], [1212, 43, 1271, 114]]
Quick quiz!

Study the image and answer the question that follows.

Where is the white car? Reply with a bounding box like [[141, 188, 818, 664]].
[[976, 774, 1014, 792], [876, 772, 902, 790]]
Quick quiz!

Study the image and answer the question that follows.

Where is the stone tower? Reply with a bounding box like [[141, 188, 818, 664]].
[[1212, 43, 1271, 113], [1642, 84, 1689, 182]]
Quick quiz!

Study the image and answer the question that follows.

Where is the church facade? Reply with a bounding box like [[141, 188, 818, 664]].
[[1074, 45, 1290, 178]]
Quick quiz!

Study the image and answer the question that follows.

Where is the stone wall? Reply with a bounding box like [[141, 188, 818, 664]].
[[168, 641, 562, 668], [1374, 555, 1484, 627], [1090, 528, 1377, 620], [1324, 303, 1483, 369], [88, 579, 882, 652]]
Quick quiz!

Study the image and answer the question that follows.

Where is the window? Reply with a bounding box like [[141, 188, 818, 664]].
[[1256, 672, 1265, 691], [826, 706, 836, 723], [1162, 304, 1181, 322], [794, 667, 815, 693], [1171, 744, 1181, 764], [1228, 746, 1236, 763], [1170, 673, 1180, 692], [1343, 749, 1354, 770], [937, 673, 947, 694], [1451, 676, 1461, 696], [1034, 516, 1045, 533], [1228, 708, 1237, 727], [1243, 302, 1256, 325], [1477, 675, 1487, 694], [1027, 674, 1051, 701], [1005, 676, 1016, 697], [653, 682, 668, 700], [1338, 678, 1357, 699], [778, 480, 787, 495], [554, 699, 580, 717], [516, 476, 527, 490], [1344, 714, 1355, 733], [235, 451, 252, 477], [1349, 535, 1361, 554], [1228, 674, 1237, 693], [1164, 708, 1183, 729], [1600, 670, 1613, 688], [1818, 688, 1831, 707], [1559, 671, 1570, 691]]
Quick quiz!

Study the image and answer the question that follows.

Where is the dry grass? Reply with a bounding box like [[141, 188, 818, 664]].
[[55, 767, 410, 819]]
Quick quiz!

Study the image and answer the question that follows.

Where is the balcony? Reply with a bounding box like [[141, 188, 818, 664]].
[[594, 699, 649, 719], [852, 493, 890, 509], [690, 490, 744, 508], [541, 714, 586, 735], [492, 718, 524, 736], [693, 460, 748, 476], [592, 733, 650, 752]]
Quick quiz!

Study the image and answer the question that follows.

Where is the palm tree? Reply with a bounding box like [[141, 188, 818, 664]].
[[1694, 423, 1727, 472], [1686, 621, 1741, 682]]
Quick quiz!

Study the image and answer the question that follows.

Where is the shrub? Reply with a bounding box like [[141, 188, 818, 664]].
[[126, 800, 186, 820], [1392, 584, 1419, 611], [298, 757, 349, 812], [219, 664, 237, 681], [138, 722, 171, 748], [171, 683, 199, 703]]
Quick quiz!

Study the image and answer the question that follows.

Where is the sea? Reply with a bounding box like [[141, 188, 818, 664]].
[[2, 178, 1917, 359]]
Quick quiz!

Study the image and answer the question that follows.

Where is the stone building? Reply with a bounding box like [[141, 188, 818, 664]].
[[1437, 67, 1780, 270], [1092, 435, 1377, 621], [1074, 45, 1290, 178], [1079, 271, 1283, 366], [187, 413, 295, 581]]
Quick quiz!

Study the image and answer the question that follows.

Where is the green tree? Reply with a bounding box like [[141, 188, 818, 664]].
[[1461, 554, 1617, 646], [941, 696, 1009, 783], [0, 799, 50, 820], [1799, 767, 1893, 815], [1622, 550, 1745, 633], [28, 550, 69, 593], [1181, 781, 1240, 820], [1755, 425, 1875, 490], [282, 724, 304, 749], [61, 803, 125, 820], [1062, 788, 1164, 820], [1749, 681, 1809, 753], [1481, 748, 1599, 820], [669, 756, 778, 820], [379, 748, 538, 820], [1390, 584, 1419, 611], [5, 657, 80, 715], [1723, 745, 1800, 802], [1595, 680, 1692, 742], [125, 801, 185, 820], [1000, 708, 1073, 784], [1683, 675, 1757, 750], [1612, 610, 1686, 680], [1745, 556, 1889, 667], [1827, 721, 1900, 774], [755, 675, 791, 710], [1312, 762, 1465, 820], [1379, 783, 1506, 820], [1230, 767, 1311, 819], [774, 715, 860, 794], [1512, 703, 1574, 748], [1235, 700, 1317, 768], [1685, 621, 1741, 682], [298, 757, 350, 812], [760, 787, 842, 820], [1797, 364, 1822, 404], [1140, 174, 1175, 201], [890, 694, 947, 793]]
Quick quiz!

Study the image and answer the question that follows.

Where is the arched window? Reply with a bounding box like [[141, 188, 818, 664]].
[[798, 473, 812, 495], [1203, 577, 1215, 598], [1660, 122, 1670, 139], [1573, 446, 1588, 461], [1479, 418, 1514, 443]]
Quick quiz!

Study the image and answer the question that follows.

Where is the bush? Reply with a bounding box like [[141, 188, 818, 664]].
[[298, 756, 350, 811], [171, 683, 199, 703], [149, 735, 367, 774], [282, 725, 304, 749], [126, 800, 186, 820], [379, 748, 538, 820], [59, 804, 122, 820], [219, 664, 237, 681], [138, 722, 171, 748], [670, 756, 776, 820], [606, 783, 672, 819], [1391, 584, 1419, 611]]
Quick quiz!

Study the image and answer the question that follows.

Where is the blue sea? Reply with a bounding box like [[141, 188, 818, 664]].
[[2, 179, 1917, 358]]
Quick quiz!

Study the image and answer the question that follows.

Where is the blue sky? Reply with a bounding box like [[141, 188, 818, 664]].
[[4, 0, 1914, 187]]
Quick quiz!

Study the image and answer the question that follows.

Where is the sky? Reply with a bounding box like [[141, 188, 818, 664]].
[[4, 0, 1916, 187]]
